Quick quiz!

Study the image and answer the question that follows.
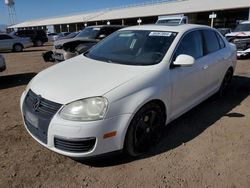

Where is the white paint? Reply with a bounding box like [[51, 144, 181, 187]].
[[21, 24, 237, 158]]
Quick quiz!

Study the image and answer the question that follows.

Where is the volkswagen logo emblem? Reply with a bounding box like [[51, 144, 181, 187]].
[[33, 95, 42, 111]]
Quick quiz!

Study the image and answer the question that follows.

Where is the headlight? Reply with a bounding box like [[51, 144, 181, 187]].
[[59, 97, 108, 121]]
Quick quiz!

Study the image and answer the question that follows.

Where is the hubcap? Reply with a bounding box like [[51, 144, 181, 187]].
[[134, 110, 162, 153], [15, 45, 22, 51]]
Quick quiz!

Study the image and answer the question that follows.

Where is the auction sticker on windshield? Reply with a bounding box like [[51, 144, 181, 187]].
[[149, 32, 172, 37]]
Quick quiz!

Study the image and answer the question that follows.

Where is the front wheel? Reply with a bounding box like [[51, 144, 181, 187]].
[[124, 102, 165, 157], [13, 44, 23, 52]]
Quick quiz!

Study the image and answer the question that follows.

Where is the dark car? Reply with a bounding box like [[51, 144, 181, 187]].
[[13, 29, 48, 46], [43, 25, 124, 62]]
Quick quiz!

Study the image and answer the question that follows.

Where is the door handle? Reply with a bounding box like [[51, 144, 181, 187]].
[[203, 65, 208, 70]]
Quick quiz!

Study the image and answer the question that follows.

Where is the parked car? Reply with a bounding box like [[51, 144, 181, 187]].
[[56, 32, 79, 41], [0, 54, 6, 72], [47, 32, 71, 42], [55, 32, 71, 41], [12, 29, 48, 46], [0, 33, 33, 52], [43, 25, 123, 62], [225, 20, 250, 58], [21, 24, 236, 159], [47, 33, 58, 42]]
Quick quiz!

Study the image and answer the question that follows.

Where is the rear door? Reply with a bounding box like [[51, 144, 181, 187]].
[[169, 30, 209, 118]]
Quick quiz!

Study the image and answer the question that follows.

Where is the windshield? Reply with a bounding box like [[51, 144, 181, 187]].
[[86, 30, 177, 66], [234, 23, 250, 32], [76, 27, 100, 39]]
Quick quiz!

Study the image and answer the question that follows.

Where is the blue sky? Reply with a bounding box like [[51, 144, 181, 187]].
[[0, 0, 152, 25]]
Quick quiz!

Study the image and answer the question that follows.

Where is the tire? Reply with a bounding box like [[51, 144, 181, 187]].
[[13, 44, 23, 52], [218, 69, 233, 96], [35, 40, 43, 47], [124, 102, 165, 157]]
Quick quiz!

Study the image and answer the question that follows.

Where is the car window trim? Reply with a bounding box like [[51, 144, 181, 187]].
[[170, 28, 205, 69], [215, 31, 226, 49]]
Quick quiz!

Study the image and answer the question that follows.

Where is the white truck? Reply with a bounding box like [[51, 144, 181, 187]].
[[156, 15, 188, 25], [225, 20, 250, 58]]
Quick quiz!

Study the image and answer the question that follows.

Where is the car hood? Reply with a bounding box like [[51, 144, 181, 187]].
[[226, 31, 250, 37], [54, 37, 97, 46], [29, 55, 152, 104]]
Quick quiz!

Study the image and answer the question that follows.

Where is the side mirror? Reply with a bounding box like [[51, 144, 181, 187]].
[[173, 54, 195, 67], [98, 34, 106, 39]]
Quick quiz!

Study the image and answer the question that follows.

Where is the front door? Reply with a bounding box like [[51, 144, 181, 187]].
[[169, 30, 209, 119]]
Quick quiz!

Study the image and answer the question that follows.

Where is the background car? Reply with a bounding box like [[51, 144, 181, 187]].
[[12, 29, 48, 46], [47, 32, 71, 42], [47, 33, 58, 42], [43, 25, 123, 62], [56, 32, 79, 41], [21, 24, 237, 159], [225, 20, 250, 58], [217, 28, 231, 36], [0, 33, 33, 52], [0, 54, 6, 72]]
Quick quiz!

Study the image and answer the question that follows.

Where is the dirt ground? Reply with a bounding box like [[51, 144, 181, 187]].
[[0, 45, 249, 188]]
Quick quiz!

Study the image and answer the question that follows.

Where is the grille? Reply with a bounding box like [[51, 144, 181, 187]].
[[26, 90, 62, 116], [54, 137, 96, 153], [23, 90, 62, 144]]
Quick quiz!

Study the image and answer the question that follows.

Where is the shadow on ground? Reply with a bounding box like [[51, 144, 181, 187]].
[[0, 72, 36, 90], [80, 75, 250, 167]]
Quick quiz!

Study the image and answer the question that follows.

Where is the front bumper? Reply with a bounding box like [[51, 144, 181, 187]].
[[53, 49, 77, 62], [20, 91, 132, 158], [237, 48, 250, 57]]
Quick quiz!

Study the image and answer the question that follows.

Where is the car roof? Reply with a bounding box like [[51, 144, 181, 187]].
[[121, 24, 211, 34], [241, 20, 250, 24], [87, 25, 124, 28]]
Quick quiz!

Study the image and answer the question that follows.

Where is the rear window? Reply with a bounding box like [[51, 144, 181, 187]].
[[16, 30, 25, 35], [215, 32, 226, 49], [26, 30, 35, 35], [36, 30, 46, 36], [202, 30, 220, 54]]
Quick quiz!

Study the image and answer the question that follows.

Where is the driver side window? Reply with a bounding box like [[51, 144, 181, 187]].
[[174, 30, 203, 60]]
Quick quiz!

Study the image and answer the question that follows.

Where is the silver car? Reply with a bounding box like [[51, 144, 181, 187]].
[[0, 34, 33, 52], [0, 54, 6, 72]]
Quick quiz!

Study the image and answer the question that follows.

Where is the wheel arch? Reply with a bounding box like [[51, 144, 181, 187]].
[[120, 98, 168, 149], [13, 43, 24, 50]]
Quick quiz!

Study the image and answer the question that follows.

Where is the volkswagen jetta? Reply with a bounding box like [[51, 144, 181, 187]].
[[20, 24, 236, 158]]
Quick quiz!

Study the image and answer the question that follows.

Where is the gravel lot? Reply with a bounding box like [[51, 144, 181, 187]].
[[0, 45, 249, 188]]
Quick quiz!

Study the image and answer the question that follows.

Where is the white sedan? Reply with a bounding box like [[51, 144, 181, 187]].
[[0, 33, 32, 52], [20, 24, 237, 158]]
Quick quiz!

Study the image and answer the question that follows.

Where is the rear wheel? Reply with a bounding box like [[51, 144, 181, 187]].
[[218, 69, 233, 96], [35, 40, 43, 47], [13, 44, 23, 52], [124, 102, 165, 156]]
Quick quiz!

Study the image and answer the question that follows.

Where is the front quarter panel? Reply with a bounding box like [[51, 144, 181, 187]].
[[104, 65, 171, 122]]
